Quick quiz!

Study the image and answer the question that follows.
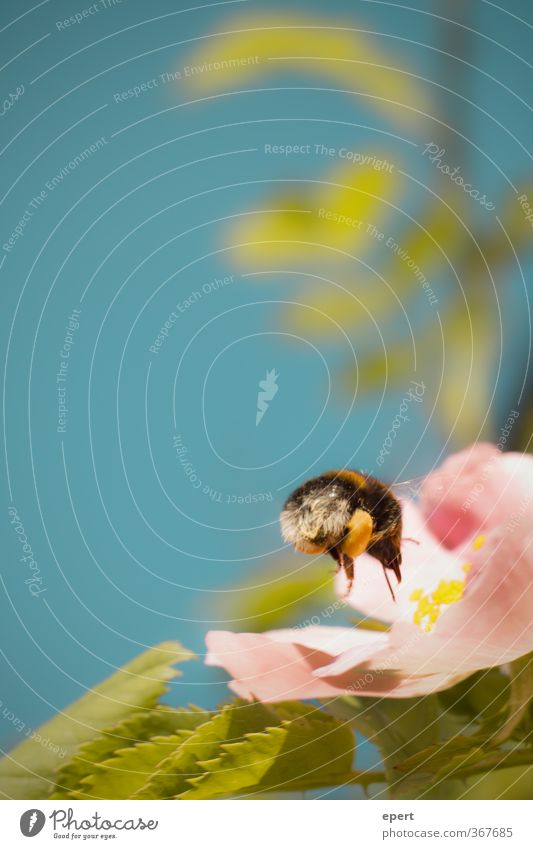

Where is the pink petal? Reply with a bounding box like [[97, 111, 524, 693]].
[[420, 443, 533, 548], [205, 627, 385, 700], [265, 625, 387, 655], [205, 628, 364, 701], [205, 627, 467, 701], [394, 525, 533, 675]]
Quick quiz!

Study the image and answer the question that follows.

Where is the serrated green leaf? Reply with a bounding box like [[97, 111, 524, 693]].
[[132, 700, 284, 799], [52, 705, 209, 800], [0, 642, 194, 800], [178, 712, 356, 799], [80, 732, 191, 800], [133, 701, 339, 800]]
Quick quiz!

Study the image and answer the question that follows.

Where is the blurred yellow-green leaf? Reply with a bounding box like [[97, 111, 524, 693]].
[[224, 161, 400, 268], [216, 558, 339, 631], [182, 14, 431, 126]]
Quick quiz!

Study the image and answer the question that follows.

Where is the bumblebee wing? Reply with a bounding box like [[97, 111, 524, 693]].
[[389, 472, 429, 501]]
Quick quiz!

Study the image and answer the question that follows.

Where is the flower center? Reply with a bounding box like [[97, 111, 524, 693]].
[[409, 579, 466, 631], [408, 535, 483, 632]]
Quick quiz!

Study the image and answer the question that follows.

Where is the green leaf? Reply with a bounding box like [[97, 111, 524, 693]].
[[49, 699, 372, 800], [91, 700, 354, 800], [329, 695, 440, 773], [178, 711, 356, 799], [133, 700, 284, 799], [80, 731, 192, 800], [394, 737, 533, 789], [52, 705, 209, 800], [392, 736, 489, 798], [438, 668, 510, 722], [324, 695, 442, 799], [437, 667, 511, 739], [0, 641, 194, 799], [89, 737, 183, 801], [437, 658, 533, 745], [492, 653, 533, 744], [394, 735, 480, 777], [460, 764, 533, 800], [433, 749, 533, 784]]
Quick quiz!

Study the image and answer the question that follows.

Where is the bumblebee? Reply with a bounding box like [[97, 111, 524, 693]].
[[280, 470, 403, 600]]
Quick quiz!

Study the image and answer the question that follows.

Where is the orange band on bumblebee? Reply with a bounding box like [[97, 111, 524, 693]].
[[334, 469, 366, 490]]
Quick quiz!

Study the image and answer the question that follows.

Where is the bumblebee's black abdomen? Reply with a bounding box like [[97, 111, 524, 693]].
[[361, 474, 403, 580], [358, 474, 402, 536]]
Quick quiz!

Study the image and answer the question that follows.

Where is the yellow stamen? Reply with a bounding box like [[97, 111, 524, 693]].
[[432, 579, 465, 605], [462, 562, 472, 573], [472, 534, 485, 550], [411, 578, 466, 632], [417, 596, 434, 616]]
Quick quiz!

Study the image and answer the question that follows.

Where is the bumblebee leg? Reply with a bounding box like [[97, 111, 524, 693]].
[[343, 555, 355, 596], [329, 545, 342, 572], [329, 547, 355, 595], [388, 553, 402, 585], [382, 566, 396, 602]]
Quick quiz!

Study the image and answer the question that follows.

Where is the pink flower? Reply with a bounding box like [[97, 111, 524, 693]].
[[206, 444, 533, 701]]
